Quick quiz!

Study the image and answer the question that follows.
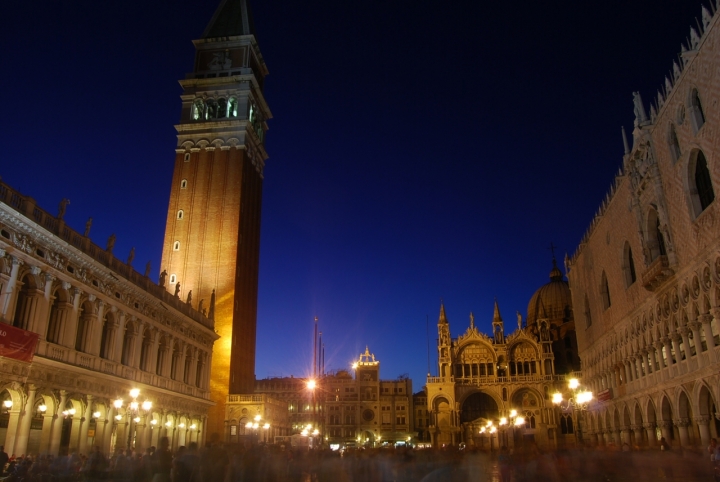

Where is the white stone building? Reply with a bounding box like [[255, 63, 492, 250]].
[[0, 180, 218, 457]]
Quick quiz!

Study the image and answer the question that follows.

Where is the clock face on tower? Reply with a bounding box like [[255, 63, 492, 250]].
[[362, 409, 374, 422]]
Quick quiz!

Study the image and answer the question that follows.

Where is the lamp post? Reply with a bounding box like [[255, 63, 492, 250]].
[[498, 409, 525, 449], [246, 414, 272, 444], [113, 388, 152, 450], [552, 377, 592, 444], [479, 420, 498, 451]]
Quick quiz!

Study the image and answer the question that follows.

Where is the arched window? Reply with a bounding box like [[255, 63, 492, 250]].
[[647, 209, 666, 260], [196, 353, 204, 387], [206, 99, 217, 119], [584, 295, 592, 328], [99, 313, 113, 359], [690, 88, 706, 132], [75, 301, 94, 353], [156, 337, 167, 375], [183, 347, 193, 384], [173, 241, 180, 251], [669, 124, 681, 163], [46, 294, 62, 344], [692, 150, 715, 213], [13, 275, 35, 330], [600, 271, 611, 310], [139, 329, 151, 371], [192, 99, 205, 121], [228, 97, 238, 117], [180, 179, 187, 189], [121, 322, 134, 366], [171, 343, 181, 380], [177, 210, 184, 220], [169, 274, 176, 284], [217, 98, 227, 119], [623, 241, 637, 288]]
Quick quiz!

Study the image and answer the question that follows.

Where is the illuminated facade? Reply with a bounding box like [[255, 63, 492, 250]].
[[426, 294, 578, 450], [567, 2, 720, 449], [160, 0, 271, 437], [252, 348, 414, 448], [0, 180, 217, 456]]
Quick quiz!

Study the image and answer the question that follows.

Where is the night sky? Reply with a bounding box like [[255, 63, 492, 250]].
[[1, 0, 706, 390]]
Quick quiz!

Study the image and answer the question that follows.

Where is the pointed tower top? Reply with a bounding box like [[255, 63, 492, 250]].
[[469, 312, 475, 330], [439, 302, 448, 324], [202, 0, 256, 39], [493, 298, 502, 322]]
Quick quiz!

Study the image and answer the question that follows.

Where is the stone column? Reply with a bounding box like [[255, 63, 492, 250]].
[[620, 427, 631, 447], [149, 331, 160, 375], [659, 421, 673, 445], [671, 334, 683, 364], [49, 390, 68, 455], [649, 346, 659, 372], [69, 413, 82, 452], [102, 405, 115, 455], [695, 416, 711, 447], [176, 343, 187, 383], [38, 403, 54, 455], [688, 321, 703, 354], [78, 395, 93, 455], [0, 256, 23, 321], [13, 385, 37, 456], [643, 422, 656, 447], [35, 274, 55, 339], [634, 356, 643, 379], [675, 418, 690, 447], [632, 424, 644, 446], [700, 314, 716, 350], [679, 327, 692, 359], [131, 320, 144, 368], [663, 338, 674, 365]]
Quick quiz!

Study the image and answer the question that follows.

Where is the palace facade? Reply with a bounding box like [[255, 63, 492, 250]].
[[567, 2, 720, 449], [0, 180, 218, 456]]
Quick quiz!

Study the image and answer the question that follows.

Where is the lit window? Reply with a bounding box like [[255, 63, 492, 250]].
[[169, 274, 176, 284], [177, 210, 184, 220], [181, 179, 187, 189], [184, 153, 190, 162], [173, 241, 180, 251]]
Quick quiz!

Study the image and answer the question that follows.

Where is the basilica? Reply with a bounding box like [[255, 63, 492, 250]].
[[426, 260, 580, 450]]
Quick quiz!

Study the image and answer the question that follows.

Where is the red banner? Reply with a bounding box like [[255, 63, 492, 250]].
[[0, 323, 39, 363]]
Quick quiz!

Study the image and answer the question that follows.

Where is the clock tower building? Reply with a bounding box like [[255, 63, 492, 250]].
[[160, 0, 271, 438]]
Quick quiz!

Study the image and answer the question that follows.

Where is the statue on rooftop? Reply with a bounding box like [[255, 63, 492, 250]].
[[174, 282, 181, 298], [127, 247, 135, 266], [84, 217, 93, 237], [159, 269, 167, 287], [58, 198, 70, 220], [106, 233, 116, 253]]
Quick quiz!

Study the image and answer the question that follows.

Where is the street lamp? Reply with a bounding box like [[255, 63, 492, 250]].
[[552, 377, 592, 443], [114, 388, 152, 449], [246, 414, 271, 444]]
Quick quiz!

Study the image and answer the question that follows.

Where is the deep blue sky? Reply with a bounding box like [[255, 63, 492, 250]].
[[1, 0, 705, 390]]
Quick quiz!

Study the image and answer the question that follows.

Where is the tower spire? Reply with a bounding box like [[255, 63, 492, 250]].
[[492, 298, 505, 344], [492, 298, 502, 323], [438, 302, 448, 324], [203, 0, 255, 39]]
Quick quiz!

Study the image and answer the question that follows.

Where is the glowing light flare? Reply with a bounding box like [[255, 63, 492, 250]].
[[113, 399, 123, 409], [499, 417, 507, 426], [263, 423, 270, 430], [515, 416, 525, 426], [3, 400, 12, 409], [489, 426, 497, 434], [68, 408, 76, 415], [129, 388, 140, 399], [351, 363, 358, 370], [115, 414, 122, 421], [254, 414, 261, 421], [93, 411, 101, 418], [190, 424, 197, 430], [307, 379, 316, 390], [142, 400, 152, 411], [38, 404, 47, 413], [134, 417, 141, 423], [129, 401, 139, 411], [568, 378, 580, 390], [179, 423, 185, 428], [151, 420, 158, 425], [552, 393, 563, 405], [312, 429, 319, 435], [509, 409, 517, 418], [246, 422, 253, 428], [577, 391, 593, 404]]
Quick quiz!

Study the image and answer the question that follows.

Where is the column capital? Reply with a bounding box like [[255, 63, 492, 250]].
[[11, 256, 25, 267], [701, 312, 716, 324], [673, 418, 691, 428], [642, 422, 655, 430], [694, 415, 711, 426]]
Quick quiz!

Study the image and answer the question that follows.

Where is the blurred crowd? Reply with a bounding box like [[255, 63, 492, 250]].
[[0, 437, 718, 482]]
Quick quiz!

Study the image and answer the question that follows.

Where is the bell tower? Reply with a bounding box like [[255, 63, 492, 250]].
[[160, 0, 271, 438]]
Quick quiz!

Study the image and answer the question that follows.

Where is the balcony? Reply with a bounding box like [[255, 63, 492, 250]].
[[641, 255, 674, 291]]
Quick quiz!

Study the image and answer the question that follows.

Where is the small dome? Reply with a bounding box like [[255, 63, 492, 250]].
[[527, 260, 573, 326]]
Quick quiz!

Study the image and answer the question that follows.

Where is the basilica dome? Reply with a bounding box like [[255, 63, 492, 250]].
[[526, 260, 573, 326]]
